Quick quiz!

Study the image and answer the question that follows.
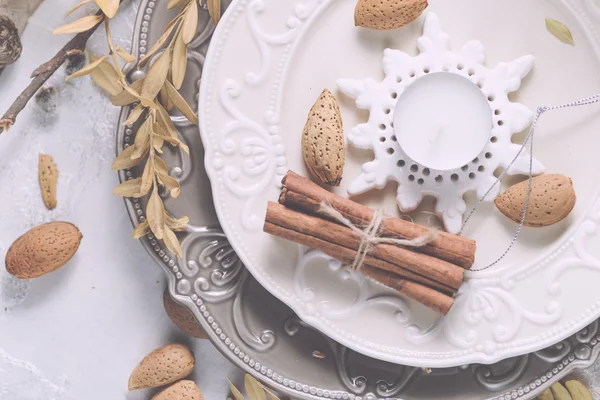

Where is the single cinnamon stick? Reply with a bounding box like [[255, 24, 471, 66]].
[[264, 222, 454, 315], [280, 171, 476, 269], [266, 202, 464, 291]]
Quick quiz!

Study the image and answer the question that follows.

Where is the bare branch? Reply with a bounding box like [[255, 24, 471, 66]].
[[0, 11, 105, 134]]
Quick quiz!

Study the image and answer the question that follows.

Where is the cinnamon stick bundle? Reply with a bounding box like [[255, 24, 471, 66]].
[[264, 220, 454, 315], [266, 202, 464, 291], [280, 171, 476, 269]]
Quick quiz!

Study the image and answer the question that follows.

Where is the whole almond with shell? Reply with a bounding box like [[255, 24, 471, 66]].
[[495, 174, 576, 227], [163, 289, 208, 339], [128, 343, 195, 390], [355, 0, 428, 30], [302, 89, 345, 186], [5, 222, 82, 279], [152, 380, 203, 400]]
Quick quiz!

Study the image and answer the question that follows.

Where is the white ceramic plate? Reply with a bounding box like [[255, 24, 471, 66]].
[[200, 0, 600, 367]]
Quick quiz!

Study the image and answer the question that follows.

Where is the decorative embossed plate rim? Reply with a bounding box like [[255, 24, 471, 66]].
[[118, 1, 600, 399], [199, 0, 600, 367]]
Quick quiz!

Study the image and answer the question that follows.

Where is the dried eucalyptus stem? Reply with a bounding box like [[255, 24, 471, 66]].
[[1, 0, 220, 255]]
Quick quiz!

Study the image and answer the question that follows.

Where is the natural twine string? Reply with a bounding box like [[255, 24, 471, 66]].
[[318, 202, 438, 271], [462, 93, 600, 272]]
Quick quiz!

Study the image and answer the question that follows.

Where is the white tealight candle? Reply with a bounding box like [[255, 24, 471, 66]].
[[393, 73, 493, 171]]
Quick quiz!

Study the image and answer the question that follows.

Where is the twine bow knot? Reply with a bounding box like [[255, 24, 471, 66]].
[[318, 202, 438, 271]]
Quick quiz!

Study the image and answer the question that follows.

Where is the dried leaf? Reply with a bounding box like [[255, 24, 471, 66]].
[[163, 225, 182, 257], [111, 79, 144, 106], [112, 145, 144, 170], [153, 136, 165, 153], [546, 18, 574, 46], [147, 186, 165, 240], [132, 220, 150, 239], [168, 0, 191, 9], [140, 160, 154, 196], [163, 9, 186, 35], [182, 2, 199, 44], [113, 177, 143, 197], [125, 86, 157, 109], [166, 214, 189, 231], [67, 55, 108, 80], [165, 80, 199, 125], [227, 379, 245, 400], [131, 117, 152, 159], [90, 55, 122, 96], [172, 31, 188, 89], [159, 85, 174, 111], [157, 103, 179, 138], [141, 50, 172, 100], [160, 173, 181, 198], [139, 23, 177, 68], [257, 382, 281, 400], [66, 0, 92, 17], [115, 44, 136, 62], [53, 15, 103, 34], [158, 134, 190, 155], [122, 104, 145, 126], [245, 375, 267, 400], [154, 155, 169, 176], [208, 0, 221, 25], [95, 0, 120, 18]]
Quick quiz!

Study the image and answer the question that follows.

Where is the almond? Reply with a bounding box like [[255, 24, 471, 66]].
[[355, 0, 428, 30], [302, 89, 345, 186], [128, 344, 195, 390], [5, 222, 82, 279], [565, 380, 593, 400], [152, 380, 203, 400], [163, 289, 208, 339], [495, 174, 576, 227], [38, 153, 59, 210]]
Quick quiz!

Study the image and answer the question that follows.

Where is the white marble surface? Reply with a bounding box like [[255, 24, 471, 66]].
[[0, 1, 242, 399], [3, 1, 600, 399]]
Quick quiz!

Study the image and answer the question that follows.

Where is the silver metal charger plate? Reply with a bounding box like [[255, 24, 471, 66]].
[[117, 1, 600, 399]]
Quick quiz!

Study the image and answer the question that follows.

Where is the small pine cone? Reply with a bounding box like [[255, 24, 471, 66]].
[[0, 14, 21, 67]]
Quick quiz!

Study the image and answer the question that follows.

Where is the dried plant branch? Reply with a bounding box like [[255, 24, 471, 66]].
[[0, 10, 104, 134], [1, 0, 214, 256]]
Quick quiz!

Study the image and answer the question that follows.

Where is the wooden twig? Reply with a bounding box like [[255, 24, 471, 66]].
[[0, 11, 105, 135]]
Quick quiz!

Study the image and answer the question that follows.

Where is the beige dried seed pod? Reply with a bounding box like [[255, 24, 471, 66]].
[[128, 344, 195, 390], [302, 89, 345, 186], [537, 388, 554, 400], [495, 174, 576, 227], [565, 380, 593, 400], [355, 0, 428, 30], [550, 382, 572, 400]]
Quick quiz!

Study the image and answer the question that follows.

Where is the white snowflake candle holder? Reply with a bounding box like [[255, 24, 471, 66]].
[[338, 13, 545, 234]]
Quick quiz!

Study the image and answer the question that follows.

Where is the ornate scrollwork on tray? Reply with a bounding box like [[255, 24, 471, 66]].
[[232, 282, 276, 352], [179, 226, 246, 303], [472, 355, 530, 391]]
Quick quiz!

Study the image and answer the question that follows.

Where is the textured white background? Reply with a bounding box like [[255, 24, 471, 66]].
[[2, 1, 600, 399], [0, 1, 241, 399]]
